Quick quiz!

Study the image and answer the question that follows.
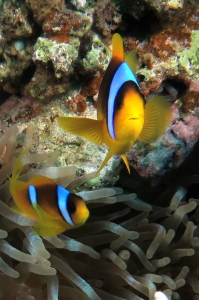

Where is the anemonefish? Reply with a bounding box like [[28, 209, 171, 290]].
[[57, 33, 172, 173], [9, 149, 89, 236]]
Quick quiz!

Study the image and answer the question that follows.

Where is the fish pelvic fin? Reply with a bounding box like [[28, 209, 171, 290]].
[[125, 50, 137, 73], [57, 117, 103, 146], [112, 33, 124, 61], [139, 96, 172, 144], [97, 150, 114, 174], [121, 154, 130, 174]]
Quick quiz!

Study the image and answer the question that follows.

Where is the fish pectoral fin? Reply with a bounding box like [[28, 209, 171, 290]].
[[31, 203, 69, 236], [121, 154, 130, 174], [125, 50, 137, 73], [57, 117, 103, 146], [97, 150, 114, 174], [139, 96, 172, 144], [32, 203, 57, 221]]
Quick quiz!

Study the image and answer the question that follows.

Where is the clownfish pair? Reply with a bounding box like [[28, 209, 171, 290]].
[[57, 33, 172, 173], [9, 149, 89, 236]]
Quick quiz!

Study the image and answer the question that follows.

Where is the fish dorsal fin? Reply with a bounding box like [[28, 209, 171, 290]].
[[57, 117, 103, 146], [27, 175, 54, 187], [139, 96, 172, 144], [11, 148, 25, 182], [125, 50, 137, 73], [112, 33, 124, 61]]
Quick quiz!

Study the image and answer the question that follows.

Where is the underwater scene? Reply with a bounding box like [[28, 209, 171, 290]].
[[0, 0, 199, 299]]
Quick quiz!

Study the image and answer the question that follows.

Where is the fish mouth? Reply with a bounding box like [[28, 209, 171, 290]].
[[129, 118, 139, 120]]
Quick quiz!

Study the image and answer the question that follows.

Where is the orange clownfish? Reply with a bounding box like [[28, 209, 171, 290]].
[[9, 149, 89, 236], [57, 33, 172, 173]]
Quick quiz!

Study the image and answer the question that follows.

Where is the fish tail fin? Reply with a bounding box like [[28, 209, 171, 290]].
[[121, 154, 130, 174], [112, 33, 124, 61], [57, 117, 103, 146], [97, 150, 114, 174], [139, 96, 172, 144]]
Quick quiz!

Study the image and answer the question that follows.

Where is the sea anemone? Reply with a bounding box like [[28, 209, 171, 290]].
[[0, 124, 199, 300]]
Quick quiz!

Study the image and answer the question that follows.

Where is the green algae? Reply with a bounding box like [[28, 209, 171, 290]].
[[137, 68, 152, 81], [179, 30, 199, 77], [33, 37, 80, 78], [82, 35, 111, 71]]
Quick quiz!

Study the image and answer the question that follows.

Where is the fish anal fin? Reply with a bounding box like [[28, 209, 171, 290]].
[[112, 33, 124, 61], [125, 50, 137, 73], [11, 204, 23, 214], [121, 154, 130, 174], [139, 96, 172, 144], [33, 211, 69, 236], [57, 117, 103, 146], [97, 150, 114, 174], [11, 202, 38, 221]]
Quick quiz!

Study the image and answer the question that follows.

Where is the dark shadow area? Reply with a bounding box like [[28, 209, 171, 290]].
[[117, 10, 162, 40], [0, 90, 12, 105], [165, 78, 188, 99], [20, 64, 37, 86], [117, 138, 199, 207]]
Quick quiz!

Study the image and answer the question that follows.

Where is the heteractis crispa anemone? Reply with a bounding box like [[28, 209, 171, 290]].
[[0, 124, 199, 300]]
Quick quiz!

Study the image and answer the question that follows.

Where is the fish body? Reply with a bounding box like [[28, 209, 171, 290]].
[[57, 33, 172, 173], [9, 149, 89, 236]]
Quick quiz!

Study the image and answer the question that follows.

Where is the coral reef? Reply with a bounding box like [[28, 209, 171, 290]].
[[0, 1, 199, 182], [93, 0, 122, 36], [23, 65, 70, 102], [33, 37, 80, 79]]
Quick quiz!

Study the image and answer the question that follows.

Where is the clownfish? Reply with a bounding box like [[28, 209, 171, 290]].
[[57, 33, 172, 173], [9, 149, 89, 236]]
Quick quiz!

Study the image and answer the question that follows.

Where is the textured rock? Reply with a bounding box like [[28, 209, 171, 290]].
[[33, 37, 80, 78], [0, 0, 199, 185]]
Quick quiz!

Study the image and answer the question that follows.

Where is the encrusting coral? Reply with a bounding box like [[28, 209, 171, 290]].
[[0, 125, 199, 300]]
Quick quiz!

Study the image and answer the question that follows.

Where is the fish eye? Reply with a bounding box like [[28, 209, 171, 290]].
[[67, 199, 76, 214]]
